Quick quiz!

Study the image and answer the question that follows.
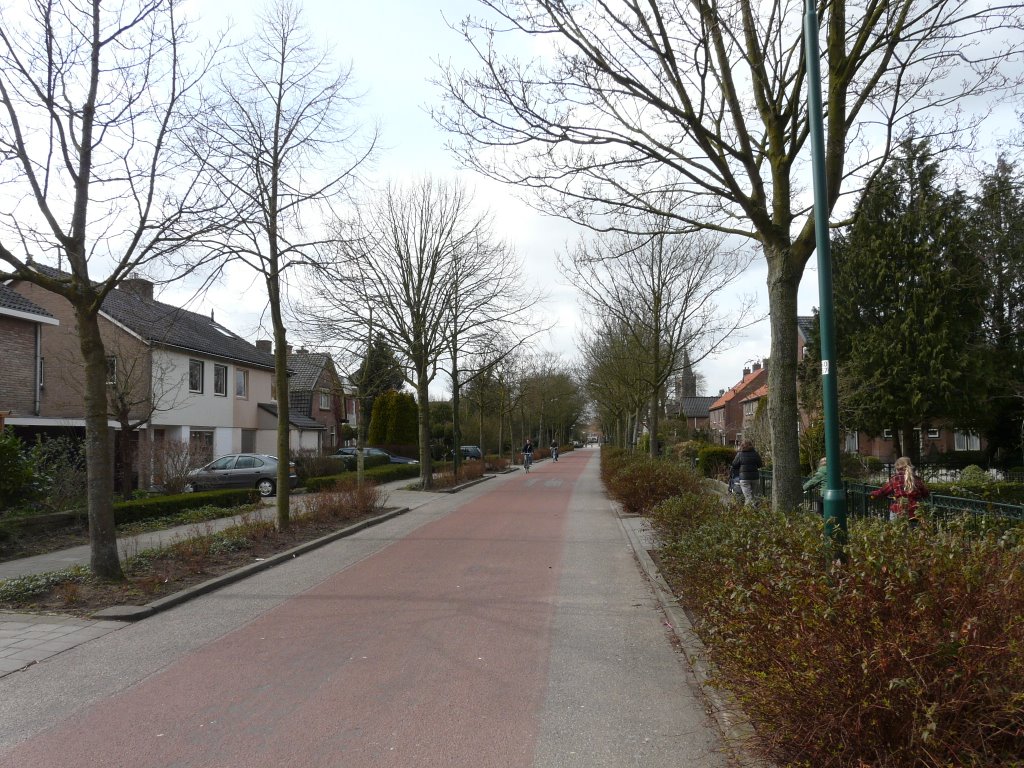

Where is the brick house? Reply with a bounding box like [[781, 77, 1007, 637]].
[[708, 362, 768, 445], [795, 314, 985, 462], [0, 284, 58, 431], [281, 348, 351, 452], [7, 267, 287, 487]]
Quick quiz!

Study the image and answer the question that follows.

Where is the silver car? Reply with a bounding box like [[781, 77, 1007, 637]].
[[184, 453, 298, 497]]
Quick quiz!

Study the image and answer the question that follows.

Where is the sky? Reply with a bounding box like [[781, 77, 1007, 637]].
[[176, 0, 836, 397]]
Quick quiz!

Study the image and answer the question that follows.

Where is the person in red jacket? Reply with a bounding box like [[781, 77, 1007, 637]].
[[870, 456, 930, 524]]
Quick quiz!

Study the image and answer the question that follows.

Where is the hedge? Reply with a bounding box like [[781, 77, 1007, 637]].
[[113, 488, 261, 526], [696, 444, 736, 478], [304, 463, 421, 492]]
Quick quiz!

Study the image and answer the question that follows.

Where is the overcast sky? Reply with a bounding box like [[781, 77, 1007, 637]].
[[176, 0, 847, 397]]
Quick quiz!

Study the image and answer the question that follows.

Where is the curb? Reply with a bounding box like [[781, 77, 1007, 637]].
[[437, 475, 493, 494], [92, 506, 411, 621], [618, 512, 772, 768]]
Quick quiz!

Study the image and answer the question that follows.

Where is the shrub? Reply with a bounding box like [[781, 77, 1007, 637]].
[[113, 488, 260, 526], [433, 460, 485, 489], [606, 459, 704, 515], [303, 483, 385, 522], [304, 462, 420, 492], [290, 449, 348, 479], [31, 435, 87, 513], [695, 444, 736, 479], [958, 464, 993, 485], [657, 499, 1024, 767], [0, 428, 40, 510], [484, 455, 509, 472]]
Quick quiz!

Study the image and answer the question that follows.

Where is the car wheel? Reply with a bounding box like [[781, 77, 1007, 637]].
[[257, 478, 276, 497], [183, 482, 196, 493]]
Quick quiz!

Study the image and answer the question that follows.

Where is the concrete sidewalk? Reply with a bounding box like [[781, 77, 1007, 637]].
[[0, 477, 437, 677]]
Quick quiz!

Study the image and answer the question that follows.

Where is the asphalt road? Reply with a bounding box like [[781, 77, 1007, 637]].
[[0, 449, 731, 767]]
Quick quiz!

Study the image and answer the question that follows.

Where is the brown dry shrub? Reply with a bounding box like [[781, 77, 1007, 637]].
[[303, 484, 383, 521], [658, 499, 1024, 767], [605, 458, 704, 515], [433, 461, 486, 489]]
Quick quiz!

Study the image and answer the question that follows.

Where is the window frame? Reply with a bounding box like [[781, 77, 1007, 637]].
[[954, 430, 981, 452], [189, 359, 204, 393], [319, 389, 331, 410], [213, 364, 228, 397], [235, 368, 249, 399]]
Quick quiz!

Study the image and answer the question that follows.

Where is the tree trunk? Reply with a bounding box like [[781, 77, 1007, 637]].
[[78, 310, 123, 579], [649, 390, 660, 457], [118, 419, 134, 499], [451, 359, 462, 481], [272, 312, 291, 531], [416, 370, 433, 489], [765, 246, 804, 512]]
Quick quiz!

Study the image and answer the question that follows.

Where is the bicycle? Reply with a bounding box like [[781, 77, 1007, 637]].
[[523, 451, 533, 472]]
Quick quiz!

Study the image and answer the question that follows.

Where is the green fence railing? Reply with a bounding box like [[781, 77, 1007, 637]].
[[757, 470, 1024, 523]]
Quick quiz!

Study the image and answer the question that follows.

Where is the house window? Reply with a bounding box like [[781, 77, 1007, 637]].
[[235, 369, 249, 398], [954, 430, 980, 451], [927, 428, 940, 439], [189, 429, 214, 463], [319, 389, 331, 410], [743, 401, 755, 416], [189, 359, 204, 393], [214, 364, 228, 397], [844, 431, 859, 453], [106, 356, 117, 385], [882, 429, 893, 439], [241, 429, 257, 453]]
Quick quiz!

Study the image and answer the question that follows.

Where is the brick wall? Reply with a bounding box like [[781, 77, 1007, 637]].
[[11, 281, 151, 419], [0, 316, 38, 415]]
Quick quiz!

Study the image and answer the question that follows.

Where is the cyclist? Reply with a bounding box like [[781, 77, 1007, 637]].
[[549, 438, 559, 462], [522, 438, 534, 472]]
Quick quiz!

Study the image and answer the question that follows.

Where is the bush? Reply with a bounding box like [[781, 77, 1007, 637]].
[[696, 444, 736, 479], [31, 435, 88, 513], [657, 500, 1024, 767], [113, 488, 260, 526], [290, 449, 348, 479], [304, 462, 420, 492], [606, 459, 704, 515], [303, 483, 385, 522], [0, 429, 40, 510]]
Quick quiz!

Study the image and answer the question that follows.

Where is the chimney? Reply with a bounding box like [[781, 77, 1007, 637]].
[[297, 347, 308, 354], [752, 361, 762, 371], [121, 276, 154, 301], [742, 367, 751, 376], [256, 339, 272, 353], [286, 345, 293, 355]]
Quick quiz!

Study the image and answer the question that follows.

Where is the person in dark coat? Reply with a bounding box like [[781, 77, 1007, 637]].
[[731, 439, 763, 505]]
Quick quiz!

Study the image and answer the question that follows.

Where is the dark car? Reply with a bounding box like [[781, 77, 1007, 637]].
[[184, 453, 298, 497], [460, 445, 483, 460], [334, 446, 419, 467]]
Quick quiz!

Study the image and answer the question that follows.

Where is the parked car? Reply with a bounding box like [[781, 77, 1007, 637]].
[[460, 445, 483, 460], [334, 446, 419, 467], [184, 454, 298, 497]]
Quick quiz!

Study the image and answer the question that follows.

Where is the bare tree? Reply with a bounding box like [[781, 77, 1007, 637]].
[[0, 0, 221, 578], [435, 0, 1024, 508], [444, 233, 545, 479], [309, 177, 489, 489], [562, 208, 757, 455], [197, 0, 376, 529], [580, 319, 652, 450]]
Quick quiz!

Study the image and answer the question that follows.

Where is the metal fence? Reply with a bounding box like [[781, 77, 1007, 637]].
[[758, 470, 1024, 523]]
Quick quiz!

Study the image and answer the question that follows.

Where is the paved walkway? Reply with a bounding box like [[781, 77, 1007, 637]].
[[0, 449, 738, 767], [0, 478, 433, 675]]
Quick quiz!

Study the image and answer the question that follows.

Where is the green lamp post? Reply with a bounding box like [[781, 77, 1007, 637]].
[[803, 0, 848, 554]]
